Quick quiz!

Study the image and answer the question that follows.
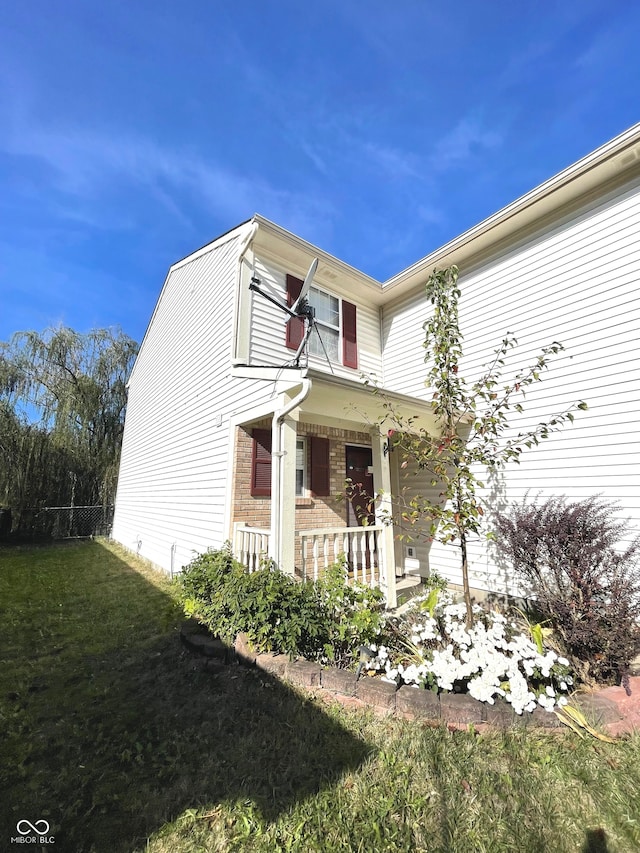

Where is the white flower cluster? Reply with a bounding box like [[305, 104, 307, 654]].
[[368, 595, 573, 715]]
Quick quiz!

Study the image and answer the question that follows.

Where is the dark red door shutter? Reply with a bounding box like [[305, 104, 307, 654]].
[[285, 274, 305, 350], [342, 300, 358, 368], [310, 436, 330, 496], [251, 428, 272, 496]]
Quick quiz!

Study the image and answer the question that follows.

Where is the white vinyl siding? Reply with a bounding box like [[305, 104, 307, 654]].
[[381, 286, 433, 400], [382, 176, 640, 594], [112, 228, 276, 574], [390, 454, 443, 580], [248, 255, 382, 380]]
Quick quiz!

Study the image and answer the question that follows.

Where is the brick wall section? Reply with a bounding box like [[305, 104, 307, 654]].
[[231, 422, 272, 533], [295, 421, 372, 532], [231, 420, 373, 572]]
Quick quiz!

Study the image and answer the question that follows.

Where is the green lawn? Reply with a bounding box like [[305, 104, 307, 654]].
[[1, 541, 639, 852]]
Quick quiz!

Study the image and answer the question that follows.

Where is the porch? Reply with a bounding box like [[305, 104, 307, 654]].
[[228, 372, 441, 609], [230, 413, 400, 604]]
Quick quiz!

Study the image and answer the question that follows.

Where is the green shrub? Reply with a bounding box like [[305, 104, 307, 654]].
[[232, 568, 327, 658], [178, 543, 243, 600], [177, 547, 385, 666], [315, 557, 385, 667], [176, 544, 247, 641]]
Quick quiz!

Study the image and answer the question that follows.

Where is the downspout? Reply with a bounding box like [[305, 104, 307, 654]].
[[235, 219, 309, 571], [270, 377, 311, 571]]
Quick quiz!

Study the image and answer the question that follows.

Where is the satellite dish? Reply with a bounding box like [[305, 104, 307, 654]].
[[291, 258, 318, 315], [248, 256, 333, 373]]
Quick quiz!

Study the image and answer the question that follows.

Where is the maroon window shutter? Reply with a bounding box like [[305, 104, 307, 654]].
[[251, 428, 272, 496], [310, 436, 330, 496], [342, 300, 358, 368], [285, 274, 305, 350]]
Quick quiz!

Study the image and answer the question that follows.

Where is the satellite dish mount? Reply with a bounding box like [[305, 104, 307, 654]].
[[249, 258, 334, 371]]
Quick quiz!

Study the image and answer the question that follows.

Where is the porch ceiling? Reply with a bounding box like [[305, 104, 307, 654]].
[[298, 374, 440, 436]]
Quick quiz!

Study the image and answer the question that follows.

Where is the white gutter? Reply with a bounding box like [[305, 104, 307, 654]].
[[384, 122, 640, 294], [270, 378, 312, 570]]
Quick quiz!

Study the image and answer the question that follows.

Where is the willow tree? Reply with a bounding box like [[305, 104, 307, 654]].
[[375, 266, 586, 626], [0, 326, 138, 525]]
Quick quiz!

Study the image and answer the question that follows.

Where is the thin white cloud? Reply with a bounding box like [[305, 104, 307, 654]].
[[219, 35, 334, 179], [416, 203, 444, 226], [574, 23, 622, 72], [48, 202, 136, 232], [0, 107, 335, 240], [429, 116, 502, 173], [218, 31, 423, 186], [297, 139, 330, 176], [307, 112, 432, 186], [495, 39, 554, 90], [361, 141, 422, 180]]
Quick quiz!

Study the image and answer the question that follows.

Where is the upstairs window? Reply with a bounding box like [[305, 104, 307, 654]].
[[308, 286, 339, 361], [286, 274, 358, 369]]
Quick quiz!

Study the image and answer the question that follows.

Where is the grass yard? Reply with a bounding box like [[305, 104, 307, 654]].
[[0, 541, 639, 852]]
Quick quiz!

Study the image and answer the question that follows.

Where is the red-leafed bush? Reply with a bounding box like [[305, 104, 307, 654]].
[[496, 496, 640, 686]]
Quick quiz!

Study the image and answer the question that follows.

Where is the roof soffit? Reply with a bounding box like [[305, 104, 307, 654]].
[[251, 215, 384, 305]]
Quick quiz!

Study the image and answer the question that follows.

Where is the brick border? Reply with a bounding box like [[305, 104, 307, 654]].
[[257, 652, 566, 728], [180, 621, 619, 731]]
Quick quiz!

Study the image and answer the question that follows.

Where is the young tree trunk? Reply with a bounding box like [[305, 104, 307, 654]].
[[459, 529, 473, 628], [454, 481, 474, 627]]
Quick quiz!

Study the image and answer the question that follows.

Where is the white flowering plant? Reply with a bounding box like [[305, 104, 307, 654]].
[[368, 589, 573, 715]]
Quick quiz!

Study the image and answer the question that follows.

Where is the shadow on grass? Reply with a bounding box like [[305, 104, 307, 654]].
[[582, 828, 610, 852], [0, 541, 372, 853]]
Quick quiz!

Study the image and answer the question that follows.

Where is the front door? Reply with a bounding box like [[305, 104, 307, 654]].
[[345, 446, 374, 526]]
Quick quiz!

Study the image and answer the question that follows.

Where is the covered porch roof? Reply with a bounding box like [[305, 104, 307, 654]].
[[230, 365, 440, 436]]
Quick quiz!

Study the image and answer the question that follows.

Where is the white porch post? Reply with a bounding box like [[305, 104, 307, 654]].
[[370, 427, 397, 609], [267, 378, 310, 574], [278, 414, 298, 575]]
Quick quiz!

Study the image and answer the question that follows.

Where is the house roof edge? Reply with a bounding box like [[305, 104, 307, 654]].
[[383, 122, 640, 294]]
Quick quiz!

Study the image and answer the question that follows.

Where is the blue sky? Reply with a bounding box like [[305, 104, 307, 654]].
[[1, 1, 638, 345]]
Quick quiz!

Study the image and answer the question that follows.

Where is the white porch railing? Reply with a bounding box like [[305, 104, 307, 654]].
[[233, 521, 388, 596], [299, 525, 386, 589], [233, 522, 271, 572]]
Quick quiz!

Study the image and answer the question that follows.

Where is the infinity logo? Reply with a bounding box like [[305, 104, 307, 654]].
[[16, 819, 50, 835]]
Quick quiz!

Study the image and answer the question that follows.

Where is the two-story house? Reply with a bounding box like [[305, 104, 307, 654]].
[[112, 124, 640, 607]]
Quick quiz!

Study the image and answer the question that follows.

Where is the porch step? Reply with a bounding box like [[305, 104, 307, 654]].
[[394, 575, 424, 608]]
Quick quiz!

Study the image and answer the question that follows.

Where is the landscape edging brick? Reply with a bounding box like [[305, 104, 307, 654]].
[[179, 623, 623, 733]]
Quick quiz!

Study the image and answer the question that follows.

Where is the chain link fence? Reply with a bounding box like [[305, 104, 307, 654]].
[[0, 506, 114, 541]]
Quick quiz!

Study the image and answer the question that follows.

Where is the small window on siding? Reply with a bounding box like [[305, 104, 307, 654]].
[[251, 428, 272, 496], [296, 438, 306, 497]]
